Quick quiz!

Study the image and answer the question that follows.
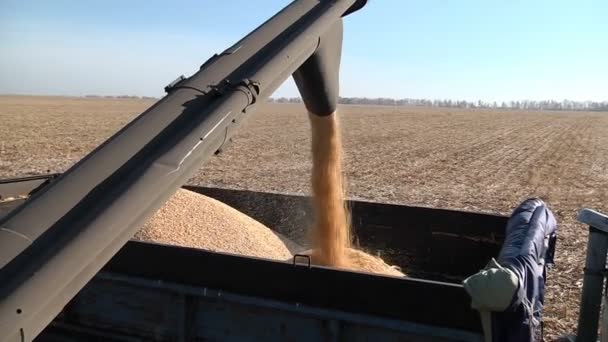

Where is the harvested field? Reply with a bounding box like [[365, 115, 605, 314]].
[[1, 95, 608, 339]]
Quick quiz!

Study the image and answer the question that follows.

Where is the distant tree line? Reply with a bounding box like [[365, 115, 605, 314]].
[[80, 95, 607, 111], [269, 97, 608, 112], [84, 95, 158, 100]]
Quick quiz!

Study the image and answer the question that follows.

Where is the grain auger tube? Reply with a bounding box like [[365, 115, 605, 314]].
[[0, 1, 367, 340]]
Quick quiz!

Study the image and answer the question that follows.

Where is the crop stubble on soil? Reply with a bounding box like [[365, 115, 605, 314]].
[[1, 95, 607, 339]]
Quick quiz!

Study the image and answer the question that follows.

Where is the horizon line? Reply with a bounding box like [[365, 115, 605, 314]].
[[1, 93, 606, 104]]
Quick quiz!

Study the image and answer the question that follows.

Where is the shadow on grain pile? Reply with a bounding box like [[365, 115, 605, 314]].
[[135, 111, 403, 277]]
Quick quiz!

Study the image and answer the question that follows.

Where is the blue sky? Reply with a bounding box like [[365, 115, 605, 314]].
[[1, 0, 606, 102]]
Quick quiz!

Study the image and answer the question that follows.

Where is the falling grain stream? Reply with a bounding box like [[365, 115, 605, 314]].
[[304, 111, 403, 276]]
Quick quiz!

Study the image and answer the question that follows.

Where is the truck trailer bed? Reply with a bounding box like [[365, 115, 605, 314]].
[[1, 175, 510, 341]]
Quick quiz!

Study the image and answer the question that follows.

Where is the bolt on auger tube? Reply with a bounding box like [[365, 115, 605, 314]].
[[0, 1, 367, 340]]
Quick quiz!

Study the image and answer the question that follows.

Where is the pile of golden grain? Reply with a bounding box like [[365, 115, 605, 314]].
[[135, 188, 300, 260]]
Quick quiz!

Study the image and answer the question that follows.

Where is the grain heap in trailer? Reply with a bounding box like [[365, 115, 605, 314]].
[[0, 0, 607, 341]]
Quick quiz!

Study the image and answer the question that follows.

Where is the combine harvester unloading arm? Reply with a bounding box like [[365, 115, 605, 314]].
[[0, 1, 367, 340]]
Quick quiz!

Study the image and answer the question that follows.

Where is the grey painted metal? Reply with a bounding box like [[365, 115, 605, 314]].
[[579, 209, 608, 234], [0, 1, 367, 340], [577, 223, 608, 342], [343, 0, 367, 16], [38, 272, 483, 341], [293, 20, 342, 115], [0, 200, 25, 221]]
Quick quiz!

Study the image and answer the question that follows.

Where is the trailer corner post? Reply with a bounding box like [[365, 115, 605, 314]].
[[577, 209, 608, 342]]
